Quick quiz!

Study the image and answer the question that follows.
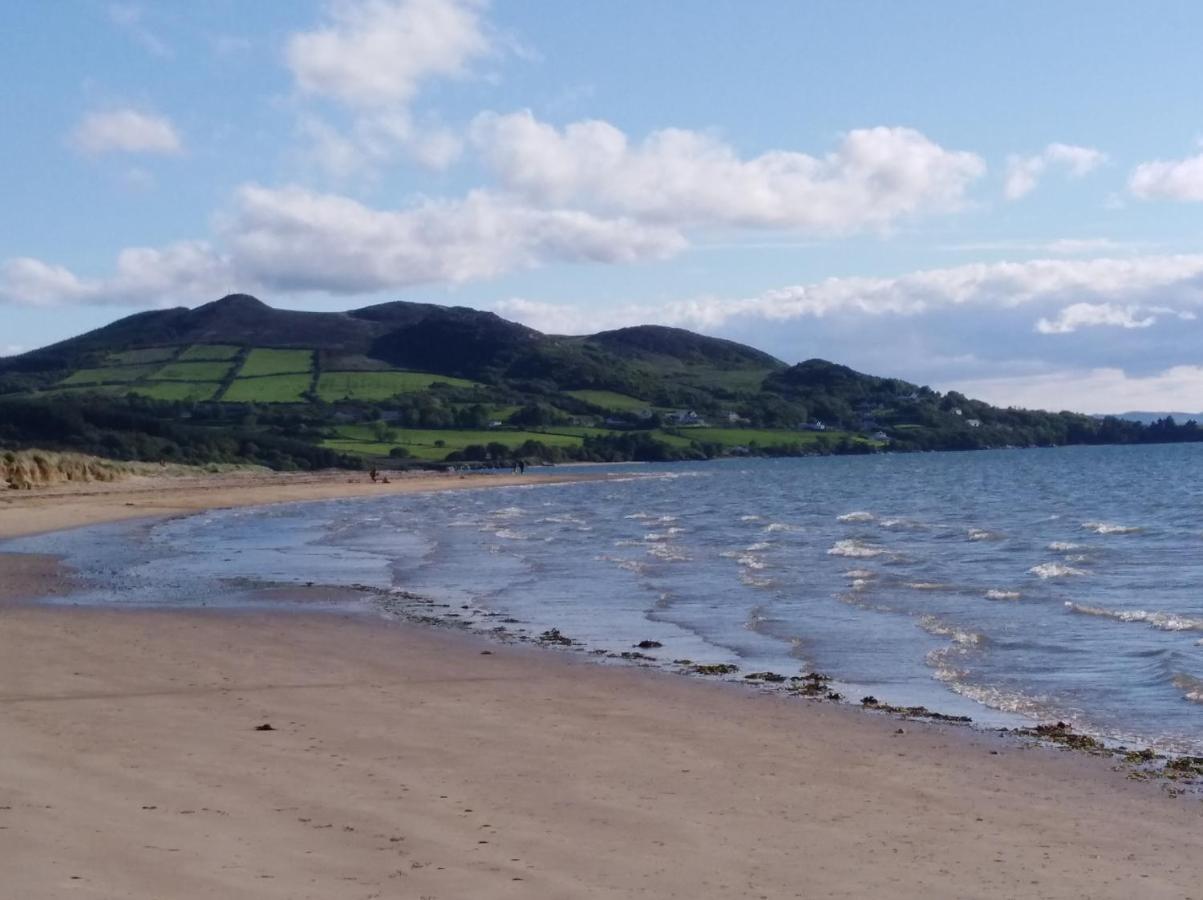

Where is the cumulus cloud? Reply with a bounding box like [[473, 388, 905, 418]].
[[287, 0, 490, 108], [471, 111, 985, 234], [0, 185, 683, 306], [496, 254, 1203, 334], [287, 0, 490, 172], [1, 242, 234, 308], [71, 109, 183, 155], [1129, 144, 1203, 202], [1004, 143, 1106, 199], [1034, 302, 1195, 334], [954, 366, 1203, 414]]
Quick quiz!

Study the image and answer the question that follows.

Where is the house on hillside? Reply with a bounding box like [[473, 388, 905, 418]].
[[801, 421, 827, 432], [666, 410, 705, 426], [966, 418, 982, 428]]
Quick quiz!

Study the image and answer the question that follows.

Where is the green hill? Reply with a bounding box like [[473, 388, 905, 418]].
[[1, 294, 1197, 470]]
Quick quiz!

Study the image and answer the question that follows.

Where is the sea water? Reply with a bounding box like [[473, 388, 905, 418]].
[[7, 443, 1203, 753]]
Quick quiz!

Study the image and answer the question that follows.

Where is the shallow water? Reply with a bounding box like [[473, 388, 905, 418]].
[[8, 443, 1203, 752]]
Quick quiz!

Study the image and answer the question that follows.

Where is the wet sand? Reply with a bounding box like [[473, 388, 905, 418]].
[[1, 471, 1201, 898]]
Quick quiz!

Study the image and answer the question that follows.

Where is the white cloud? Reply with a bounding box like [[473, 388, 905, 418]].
[[1004, 143, 1106, 199], [108, 4, 170, 57], [287, 0, 489, 172], [953, 366, 1203, 414], [1129, 145, 1203, 202], [287, 0, 490, 108], [471, 111, 985, 234], [0, 185, 683, 306], [71, 109, 183, 156], [497, 254, 1203, 334], [0, 243, 234, 308], [1034, 302, 1195, 334]]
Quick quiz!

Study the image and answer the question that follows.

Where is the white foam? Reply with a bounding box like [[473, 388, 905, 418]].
[[967, 528, 999, 542], [763, 522, 801, 533], [739, 514, 763, 522], [1028, 562, 1087, 579], [907, 582, 950, 591], [1048, 541, 1085, 551], [1082, 521, 1142, 535], [1065, 602, 1203, 632], [919, 615, 985, 646], [1172, 674, 1203, 704], [837, 511, 875, 523], [745, 541, 772, 551], [985, 589, 1021, 601], [843, 569, 876, 579], [647, 544, 690, 562], [827, 539, 884, 558], [737, 554, 766, 570]]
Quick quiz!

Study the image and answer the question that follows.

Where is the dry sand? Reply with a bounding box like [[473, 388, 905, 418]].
[[1, 470, 1200, 899]]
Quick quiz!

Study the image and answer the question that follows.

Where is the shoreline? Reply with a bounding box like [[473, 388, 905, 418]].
[[2, 471, 1203, 897]]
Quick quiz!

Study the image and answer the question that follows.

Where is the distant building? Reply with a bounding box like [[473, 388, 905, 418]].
[[952, 408, 963, 416], [801, 421, 827, 432], [872, 431, 890, 442], [487, 420, 503, 429], [666, 410, 705, 426], [966, 418, 982, 428]]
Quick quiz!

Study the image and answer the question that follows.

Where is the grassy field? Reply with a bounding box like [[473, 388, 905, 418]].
[[130, 382, 222, 402], [59, 365, 158, 385], [104, 348, 178, 366], [150, 361, 236, 381], [238, 349, 314, 377], [324, 425, 586, 461], [681, 427, 877, 448], [222, 374, 313, 403], [178, 344, 242, 361], [563, 389, 651, 411], [316, 371, 476, 401]]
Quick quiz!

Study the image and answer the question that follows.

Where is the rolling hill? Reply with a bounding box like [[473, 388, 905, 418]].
[[1, 294, 1198, 471]]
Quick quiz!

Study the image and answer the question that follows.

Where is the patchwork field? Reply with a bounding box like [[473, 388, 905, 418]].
[[59, 365, 158, 385], [238, 349, 314, 377], [130, 382, 222, 402], [316, 371, 476, 402], [150, 361, 235, 382], [104, 348, 178, 366], [222, 374, 313, 403], [323, 425, 588, 461], [178, 344, 242, 361], [563, 389, 651, 411]]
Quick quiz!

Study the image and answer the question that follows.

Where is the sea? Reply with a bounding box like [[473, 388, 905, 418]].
[[6, 442, 1203, 753]]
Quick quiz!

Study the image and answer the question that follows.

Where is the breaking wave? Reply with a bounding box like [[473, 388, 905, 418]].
[[827, 539, 884, 558], [1172, 674, 1203, 704], [1028, 562, 1087, 579], [985, 589, 1021, 601], [1065, 603, 1203, 632], [1082, 521, 1142, 535], [837, 511, 875, 523]]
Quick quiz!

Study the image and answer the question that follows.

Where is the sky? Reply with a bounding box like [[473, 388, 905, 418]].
[[4, 1, 1203, 413]]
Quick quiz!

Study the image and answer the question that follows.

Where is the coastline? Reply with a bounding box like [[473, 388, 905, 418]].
[[2, 471, 1202, 898]]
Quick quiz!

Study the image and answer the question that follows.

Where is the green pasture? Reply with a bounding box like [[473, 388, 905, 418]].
[[238, 348, 314, 377], [151, 360, 235, 381], [103, 347, 178, 366], [178, 344, 242, 361], [130, 382, 222, 402], [59, 365, 158, 385], [316, 370, 475, 401], [222, 374, 313, 403]]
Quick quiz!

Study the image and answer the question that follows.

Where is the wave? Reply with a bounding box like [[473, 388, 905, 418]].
[[1028, 562, 1087, 579], [919, 615, 986, 647], [745, 541, 772, 551], [739, 514, 763, 522], [837, 511, 875, 523], [1065, 602, 1203, 632], [1048, 541, 1085, 552], [492, 528, 528, 540], [1082, 521, 1142, 535], [907, 582, 953, 591], [737, 554, 766, 570], [842, 569, 876, 579], [827, 539, 884, 559], [763, 522, 801, 533], [967, 528, 1001, 542], [1172, 673, 1203, 704], [647, 544, 690, 562], [596, 554, 648, 575], [985, 589, 1021, 601]]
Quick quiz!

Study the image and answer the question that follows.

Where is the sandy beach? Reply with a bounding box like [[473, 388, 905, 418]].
[[1, 470, 1201, 899]]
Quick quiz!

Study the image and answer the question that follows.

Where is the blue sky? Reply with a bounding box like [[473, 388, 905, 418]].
[[5, 1, 1203, 412]]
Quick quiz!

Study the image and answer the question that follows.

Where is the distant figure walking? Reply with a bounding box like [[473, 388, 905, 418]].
[[369, 468, 378, 483]]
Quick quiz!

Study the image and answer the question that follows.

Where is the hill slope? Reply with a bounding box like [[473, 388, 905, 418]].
[[2, 294, 1198, 469]]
